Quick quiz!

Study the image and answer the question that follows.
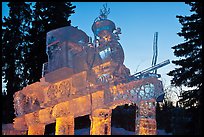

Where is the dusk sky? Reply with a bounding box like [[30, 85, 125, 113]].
[[2, 2, 191, 89]]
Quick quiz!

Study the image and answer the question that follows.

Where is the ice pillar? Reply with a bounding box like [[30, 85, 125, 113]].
[[55, 116, 74, 135], [135, 100, 157, 135], [28, 123, 45, 135], [90, 108, 112, 135]]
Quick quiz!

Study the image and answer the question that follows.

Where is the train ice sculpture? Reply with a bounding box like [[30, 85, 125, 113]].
[[12, 4, 170, 135]]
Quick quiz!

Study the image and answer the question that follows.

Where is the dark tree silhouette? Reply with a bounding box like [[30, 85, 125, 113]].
[[167, 2, 202, 135], [2, 2, 32, 123], [2, 2, 76, 123], [167, 2, 202, 109]]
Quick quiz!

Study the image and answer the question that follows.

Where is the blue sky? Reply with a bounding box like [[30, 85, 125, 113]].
[[2, 2, 191, 88]]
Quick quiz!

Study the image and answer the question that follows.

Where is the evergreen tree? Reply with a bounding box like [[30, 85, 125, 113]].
[[167, 2, 202, 109], [27, 2, 76, 84], [167, 2, 202, 134], [2, 2, 32, 123], [2, 2, 76, 123]]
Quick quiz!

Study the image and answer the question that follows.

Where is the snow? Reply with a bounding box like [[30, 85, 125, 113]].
[[111, 127, 135, 135], [75, 128, 90, 135], [157, 129, 172, 135], [75, 127, 172, 135]]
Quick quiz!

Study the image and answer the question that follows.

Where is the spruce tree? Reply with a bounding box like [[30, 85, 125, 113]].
[[2, 2, 32, 123], [2, 2, 76, 123], [167, 2, 202, 134], [167, 2, 202, 109]]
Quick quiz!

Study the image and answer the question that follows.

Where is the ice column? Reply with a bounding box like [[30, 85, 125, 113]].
[[55, 116, 74, 135], [90, 108, 112, 135], [28, 123, 45, 135]]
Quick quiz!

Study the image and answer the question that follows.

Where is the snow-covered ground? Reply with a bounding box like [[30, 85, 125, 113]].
[[75, 127, 172, 135], [157, 129, 172, 135]]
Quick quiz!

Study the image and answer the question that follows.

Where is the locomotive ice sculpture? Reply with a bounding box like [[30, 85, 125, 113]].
[[11, 4, 169, 135], [42, 5, 131, 87]]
